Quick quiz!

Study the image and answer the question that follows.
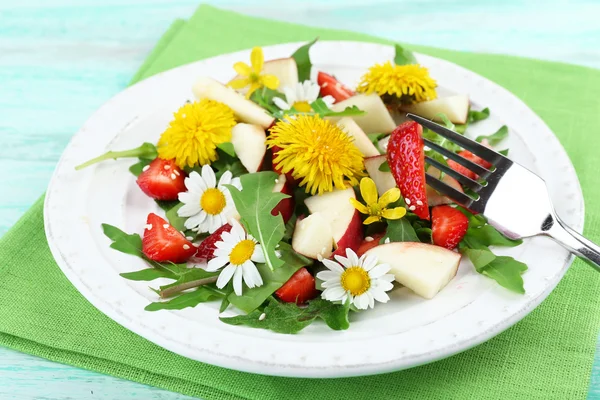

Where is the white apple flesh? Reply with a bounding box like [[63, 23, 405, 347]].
[[364, 155, 397, 196], [328, 94, 397, 134], [304, 187, 363, 257], [399, 95, 470, 125], [292, 213, 334, 259], [193, 77, 274, 128], [230, 123, 267, 173], [364, 242, 461, 299], [337, 117, 380, 157]]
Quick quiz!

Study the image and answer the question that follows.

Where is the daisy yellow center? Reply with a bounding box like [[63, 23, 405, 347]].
[[157, 99, 236, 168], [292, 101, 312, 112], [229, 239, 256, 265], [200, 188, 226, 215], [266, 115, 365, 195], [341, 266, 371, 296]]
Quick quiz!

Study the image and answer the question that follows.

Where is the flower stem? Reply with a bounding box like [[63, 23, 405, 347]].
[[159, 276, 218, 298], [75, 142, 158, 170]]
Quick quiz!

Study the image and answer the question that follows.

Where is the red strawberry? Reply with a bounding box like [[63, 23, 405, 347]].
[[275, 268, 319, 304], [356, 232, 386, 257], [317, 71, 354, 103], [136, 158, 186, 201], [431, 205, 469, 250], [142, 213, 196, 263], [194, 224, 232, 260], [447, 150, 492, 180], [387, 121, 430, 220]]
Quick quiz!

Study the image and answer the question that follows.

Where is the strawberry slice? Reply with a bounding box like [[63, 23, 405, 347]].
[[387, 121, 430, 220], [356, 232, 386, 257], [194, 223, 232, 260], [275, 268, 319, 304], [142, 213, 196, 263], [317, 71, 354, 103], [431, 205, 469, 250], [136, 158, 186, 201], [447, 150, 492, 180]]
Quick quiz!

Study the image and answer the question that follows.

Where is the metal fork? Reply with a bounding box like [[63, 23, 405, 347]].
[[406, 113, 600, 270]]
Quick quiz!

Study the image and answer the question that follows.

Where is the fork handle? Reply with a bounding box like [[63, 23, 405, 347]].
[[546, 214, 600, 270]]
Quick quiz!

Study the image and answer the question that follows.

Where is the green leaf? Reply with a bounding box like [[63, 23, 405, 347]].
[[219, 296, 231, 313], [165, 203, 186, 232], [435, 113, 455, 131], [380, 218, 418, 244], [415, 227, 433, 243], [480, 256, 527, 294], [283, 213, 298, 243], [216, 142, 236, 157], [220, 297, 350, 334], [120, 268, 173, 281], [274, 99, 365, 119], [394, 43, 417, 65], [226, 171, 288, 271], [378, 161, 391, 172], [291, 37, 318, 82], [156, 268, 219, 292], [468, 107, 490, 123], [155, 200, 180, 212], [129, 158, 153, 177], [463, 248, 497, 272], [250, 87, 285, 115], [211, 148, 248, 180], [463, 225, 522, 249], [422, 128, 461, 153], [454, 124, 467, 134], [476, 125, 508, 146], [367, 133, 388, 154], [145, 286, 223, 311], [102, 224, 143, 257], [228, 242, 312, 313], [75, 142, 158, 170], [499, 149, 509, 156]]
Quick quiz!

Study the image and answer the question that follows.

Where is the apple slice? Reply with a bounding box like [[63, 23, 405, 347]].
[[364, 155, 396, 196], [426, 166, 465, 206], [337, 117, 380, 157], [378, 135, 390, 153], [304, 187, 363, 257], [399, 95, 469, 125], [364, 242, 461, 299], [271, 174, 295, 223], [230, 123, 267, 173], [229, 58, 299, 94], [328, 94, 396, 134], [193, 77, 274, 128], [292, 213, 334, 259]]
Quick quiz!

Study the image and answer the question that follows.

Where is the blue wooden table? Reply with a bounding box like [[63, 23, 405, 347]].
[[1, 0, 599, 398]]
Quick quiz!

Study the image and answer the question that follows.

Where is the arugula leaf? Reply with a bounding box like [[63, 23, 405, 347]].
[[283, 213, 298, 243], [476, 125, 508, 146], [216, 142, 236, 157], [157, 268, 218, 292], [220, 297, 350, 334], [120, 268, 173, 281], [219, 296, 231, 313], [415, 227, 433, 243], [422, 128, 461, 153], [468, 107, 490, 123], [367, 133, 388, 154], [378, 161, 391, 172], [75, 142, 158, 171], [250, 87, 285, 115], [210, 148, 248, 180], [481, 256, 527, 294], [145, 286, 223, 311], [291, 37, 318, 82], [228, 242, 312, 313], [155, 200, 180, 212], [463, 248, 497, 271], [499, 149, 509, 156], [165, 203, 186, 232], [273, 98, 365, 119], [380, 218, 419, 244], [226, 172, 288, 271], [454, 124, 467, 134], [435, 113, 456, 131], [462, 225, 522, 248], [102, 224, 142, 256], [394, 43, 417, 65], [129, 158, 153, 177]]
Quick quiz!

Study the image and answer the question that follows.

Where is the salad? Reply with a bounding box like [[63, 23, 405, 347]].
[[77, 40, 526, 334]]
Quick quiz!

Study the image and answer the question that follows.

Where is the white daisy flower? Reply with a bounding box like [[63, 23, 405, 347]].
[[272, 80, 335, 112], [316, 248, 395, 310], [206, 220, 265, 296], [177, 165, 241, 234]]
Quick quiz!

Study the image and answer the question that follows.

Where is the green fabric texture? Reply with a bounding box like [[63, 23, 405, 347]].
[[1, 4, 600, 399]]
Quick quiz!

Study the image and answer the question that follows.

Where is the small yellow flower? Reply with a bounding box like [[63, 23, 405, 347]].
[[350, 178, 407, 225], [228, 47, 280, 98], [357, 61, 437, 104], [157, 99, 236, 168], [266, 115, 365, 195]]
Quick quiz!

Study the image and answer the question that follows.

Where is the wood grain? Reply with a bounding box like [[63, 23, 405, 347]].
[[1, 0, 599, 398]]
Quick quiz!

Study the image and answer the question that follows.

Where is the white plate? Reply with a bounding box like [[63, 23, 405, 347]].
[[44, 41, 584, 378]]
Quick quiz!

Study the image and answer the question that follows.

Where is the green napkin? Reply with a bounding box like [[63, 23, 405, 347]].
[[1, 4, 600, 399]]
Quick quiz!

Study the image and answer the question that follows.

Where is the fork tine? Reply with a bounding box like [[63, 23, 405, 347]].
[[408, 113, 504, 165], [425, 174, 475, 206], [424, 156, 483, 190], [423, 138, 490, 177]]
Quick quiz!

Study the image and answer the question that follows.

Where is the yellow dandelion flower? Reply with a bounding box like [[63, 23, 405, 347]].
[[350, 177, 407, 224], [228, 47, 280, 98], [157, 99, 236, 168], [266, 115, 365, 195], [357, 61, 437, 104]]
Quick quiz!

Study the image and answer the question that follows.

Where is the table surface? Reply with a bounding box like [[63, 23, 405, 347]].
[[1, 0, 600, 399]]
